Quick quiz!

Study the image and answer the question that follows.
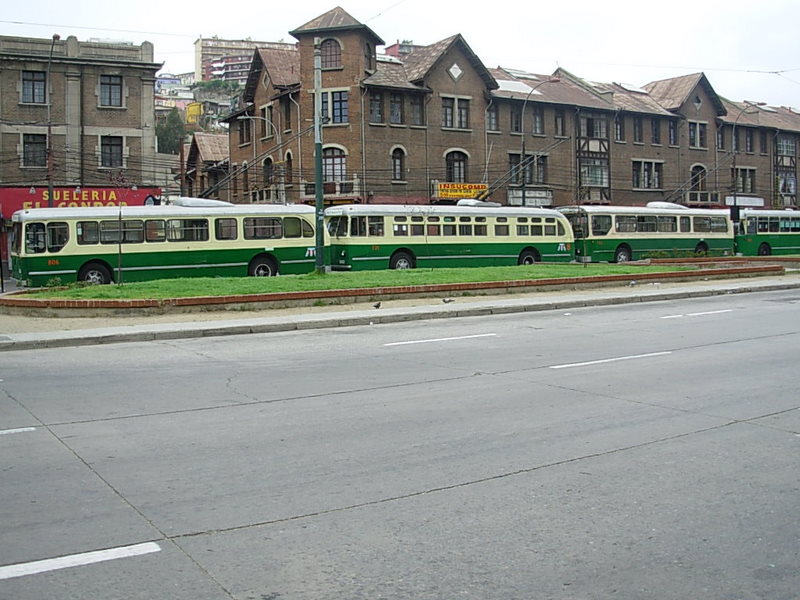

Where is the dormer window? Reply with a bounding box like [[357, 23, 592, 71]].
[[320, 39, 341, 69], [364, 42, 375, 71]]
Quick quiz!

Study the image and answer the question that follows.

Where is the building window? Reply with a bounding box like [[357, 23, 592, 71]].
[[390, 93, 404, 124], [717, 127, 725, 150], [690, 165, 707, 192], [391, 148, 405, 181], [734, 167, 756, 194], [580, 113, 608, 138], [442, 97, 469, 129], [259, 106, 274, 137], [22, 71, 46, 104], [322, 147, 346, 182], [745, 129, 754, 153], [445, 151, 468, 182], [369, 91, 384, 123], [263, 157, 274, 184], [651, 119, 661, 144], [777, 135, 796, 156], [283, 97, 292, 131], [532, 106, 544, 134], [510, 106, 521, 133], [23, 134, 47, 167], [410, 95, 425, 126], [238, 119, 251, 144], [321, 90, 349, 124], [285, 152, 293, 185], [632, 160, 663, 189], [669, 120, 678, 145], [688, 121, 707, 149], [760, 131, 768, 154], [510, 154, 546, 185], [100, 136, 123, 168], [555, 109, 565, 137], [100, 75, 123, 107], [486, 104, 499, 131], [580, 158, 609, 187], [320, 39, 341, 69], [633, 117, 643, 143], [615, 116, 625, 142]]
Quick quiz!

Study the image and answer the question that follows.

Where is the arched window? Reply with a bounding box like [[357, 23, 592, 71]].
[[690, 165, 707, 192], [323, 147, 346, 182], [392, 148, 406, 181], [263, 157, 274, 184], [446, 151, 468, 183], [284, 152, 293, 185], [320, 39, 341, 69]]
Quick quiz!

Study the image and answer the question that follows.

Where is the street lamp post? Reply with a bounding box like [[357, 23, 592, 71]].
[[519, 77, 558, 206], [237, 114, 284, 203], [46, 33, 60, 207], [730, 100, 765, 219], [313, 38, 325, 274]]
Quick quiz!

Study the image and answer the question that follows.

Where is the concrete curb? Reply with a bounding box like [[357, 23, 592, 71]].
[[2, 276, 799, 352]]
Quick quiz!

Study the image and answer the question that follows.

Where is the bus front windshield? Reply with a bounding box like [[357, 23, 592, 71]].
[[327, 215, 348, 238]]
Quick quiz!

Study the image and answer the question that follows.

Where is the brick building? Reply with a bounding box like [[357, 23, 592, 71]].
[[218, 7, 799, 210], [0, 34, 164, 214]]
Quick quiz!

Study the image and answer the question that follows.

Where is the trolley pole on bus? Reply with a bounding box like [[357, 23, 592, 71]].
[[313, 38, 325, 274]]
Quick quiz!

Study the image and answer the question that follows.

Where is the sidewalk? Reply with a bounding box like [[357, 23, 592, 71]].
[[2, 274, 799, 351]]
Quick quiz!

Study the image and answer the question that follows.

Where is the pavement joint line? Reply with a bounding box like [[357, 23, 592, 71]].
[[1, 277, 799, 351]]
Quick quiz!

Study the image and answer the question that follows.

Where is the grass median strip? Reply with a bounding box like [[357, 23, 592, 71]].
[[23, 264, 694, 301]]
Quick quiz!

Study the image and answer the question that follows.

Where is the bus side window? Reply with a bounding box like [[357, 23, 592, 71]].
[[591, 215, 612, 236], [46, 222, 69, 252], [25, 222, 46, 254], [351, 216, 367, 236], [215, 218, 238, 241], [284, 217, 302, 238], [146, 220, 166, 242], [77, 221, 100, 244], [679, 216, 691, 232], [368, 216, 384, 236], [301, 218, 314, 238]]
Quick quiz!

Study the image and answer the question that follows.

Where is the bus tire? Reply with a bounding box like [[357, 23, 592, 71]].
[[695, 242, 709, 256], [517, 248, 540, 265], [78, 262, 112, 285], [614, 245, 632, 263], [758, 243, 771, 256], [389, 251, 414, 270], [248, 254, 279, 277]]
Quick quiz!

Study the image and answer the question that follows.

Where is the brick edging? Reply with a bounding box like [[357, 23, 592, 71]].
[[0, 265, 784, 311]]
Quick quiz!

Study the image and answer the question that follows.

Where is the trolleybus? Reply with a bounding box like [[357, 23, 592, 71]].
[[558, 203, 733, 262], [10, 201, 320, 286], [325, 203, 574, 270], [734, 209, 800, 256]]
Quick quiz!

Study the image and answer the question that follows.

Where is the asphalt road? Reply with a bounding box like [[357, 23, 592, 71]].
[[1, 289, 799, 599]]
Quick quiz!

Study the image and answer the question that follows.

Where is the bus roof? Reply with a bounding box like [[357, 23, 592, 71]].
[[558, 205, 730, 217], [324, 204, 568, 218], [11, 203, 316, 222], [739, 208, 800, 218]]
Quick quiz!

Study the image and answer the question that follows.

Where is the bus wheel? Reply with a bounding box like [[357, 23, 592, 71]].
[[390, 251, 414, 270], [614, 245, 632, 263], [517, 249, 539, 265], [695, 242, 709, 256], [78, 262, 112, 285], [249, 255, 278, 277], [758, 243, 771, 256]]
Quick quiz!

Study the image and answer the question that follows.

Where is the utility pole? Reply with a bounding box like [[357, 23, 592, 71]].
[[313, 38, 325, 273], [46, 33, 60, 207]]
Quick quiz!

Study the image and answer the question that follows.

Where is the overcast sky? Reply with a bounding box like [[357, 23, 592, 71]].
[[4, 0, 799, 109]]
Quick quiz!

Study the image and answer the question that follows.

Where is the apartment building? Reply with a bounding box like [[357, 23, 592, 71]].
[[0, 34, 164, 218], [219, 7, 799, 210], [194, 37, 295, 83]]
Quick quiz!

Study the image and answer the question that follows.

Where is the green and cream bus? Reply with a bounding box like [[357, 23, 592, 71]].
[[325, 203, 574, 270], [734, 209, 800, 256], [10, 200, 321, 286], [558, 203, 734, 262]]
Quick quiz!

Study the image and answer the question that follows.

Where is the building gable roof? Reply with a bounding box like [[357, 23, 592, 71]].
[[403, 34, 497, 90], [187, 132, 228, 167], [243, 46, 300, 103], [644, 72, 726, 116], [289, 6, 384, 45]]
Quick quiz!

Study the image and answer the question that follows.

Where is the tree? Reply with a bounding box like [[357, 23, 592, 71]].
[[156, 108, 186, 155]]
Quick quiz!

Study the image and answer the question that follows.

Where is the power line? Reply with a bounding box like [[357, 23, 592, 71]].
[[0, 19, 195, 39]]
